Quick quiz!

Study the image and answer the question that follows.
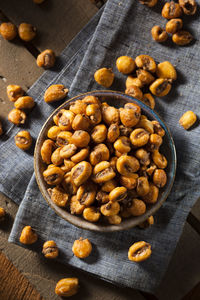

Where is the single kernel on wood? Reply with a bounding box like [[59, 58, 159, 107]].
[[7, 85, 24, 102], [72, 238, 92, 258], [55, 278, 79, 297], [14, 96, 35, 109], [0, 207, 6, 222], [128, 241, 152, 262], [94, 68, 114, 87], [0, 121, 3, 136], [44, 84, 69, 103], [36, 49, 56, 69], [172, 30, 193, 46], [8, 109, 26, 125], [156, 61, 177, 81], [19, 226, 38, 244], [42, 240, 59, 259], [15, 131, 32, 150], [18, 23, 36, 41], [0, 22, 17, 40], [179, 110, 197, 130], [116, 56, 136, 74]]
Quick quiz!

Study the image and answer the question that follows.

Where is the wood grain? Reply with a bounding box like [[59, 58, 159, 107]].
[[0, 251, 43, 300]]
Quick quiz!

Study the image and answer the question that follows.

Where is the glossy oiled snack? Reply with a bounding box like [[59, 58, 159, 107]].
[[172, 30, 193, 46], [0, 22, 17, 40], [149, 78, 171, 97], [151, 26, 168, 43], [165, 19, 183, 34], [18, 23, 36, 41], [0, 207, 6, 222], [139, 0, 158, 7], [36, 49, 56, 68], [126, 76, 143, 89], [116, 56, 136, 74], [8, 109, 26, 125], [15, 130, 32, 150], [14, 96, 35, 110], [19, 226, 38, 245], [136, 69, 155, 86], [135, 55, 157, 73], [162, 2, 182, 19], [41, 96, 168, 225], [128, 241, 152, 262], [55, 278, 79, 297], [179, 0, 197, 15], [179, 110, 197, 129], [7, 85, 24, 102], [94, 68, 114, 87], [156, 61, 177, 81], [44, 84, 69, 103], [72, 238, 92, 258], [125, 85, 143, 100], [42, 240, 59, 259]]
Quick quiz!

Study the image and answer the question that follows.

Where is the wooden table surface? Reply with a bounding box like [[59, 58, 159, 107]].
[[0, 1, 200, 299]]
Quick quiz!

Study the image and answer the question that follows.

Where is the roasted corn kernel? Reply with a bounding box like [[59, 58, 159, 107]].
[[55, 278, 79, 297], [107, 215, 122, 225], [76, 183, 96, 206], [162, 2, 182, 19], [14, 96, 35, 110], [86, 104, 102, 125], [8, 109, 26, 125], [151, 26, 168, 43], [92, 161, 116, 183], [117, 155, 140, 176], [102, 105, 119, 125], [15, 130, 32, 150], [44, 84, 69, 103], [94, 68, 114, 87], [47, 126, 61, 140], [149, 78, 171, 97], [107, 124, 120, 143], [19, 226, 38, 245], [71, 161, 92, 187], [43, 166, 64, 185], [126, 76, 143, 89], [136, 69, 155, 85], [89, 143, 110, 165], [41, 139, 55, 164], [58, 111, 75, 131], [127, 198, 146, 216], [179, 0, 197, 15], [116, 56, 136, 74], [179, 110, 197, 129], [139, 0, 158, 7], [0, 22, 17, 40], [71, 147, 89, 163], [130, 128, 149, 147], [18, 23, 36, 41], [165, 18, 183, 34], [48, 186, 69, 207], [72, 238, 92, 258], [156, 61, 177, 81], [70, 195, 85, 214], [51, 147, 63, 165], [42, 240, 59, 259], [91, 124, 107, 143], [7, 84, 24, 102], [109, 187, 127, 202], [172, 30, 193, 45], [153, 169, 167, 188], [83, 207, 101, 222], [36, 49, 56, 69], [143, 183, 159, 203], [125, 85, 143, 100], [100, 201, 120, 216], [72, 114, 91, 131], [152, 150, 167, 169], [128, 241, 152, 262]]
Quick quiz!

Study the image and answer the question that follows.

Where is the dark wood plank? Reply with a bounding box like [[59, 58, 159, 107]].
[[0, 0, 98, 54], [155, 223, 200, 300], [0, 251, 43, 300], [183, 282, 200, 300], [190, 198, 200, 225]]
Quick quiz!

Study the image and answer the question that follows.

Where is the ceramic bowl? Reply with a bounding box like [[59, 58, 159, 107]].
[[34, 90, 176, 232]]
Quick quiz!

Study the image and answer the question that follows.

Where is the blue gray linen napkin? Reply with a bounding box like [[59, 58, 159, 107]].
[[0, 0, 200, 293]]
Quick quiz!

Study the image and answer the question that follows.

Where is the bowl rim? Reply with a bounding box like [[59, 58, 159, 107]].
[[34, 90, 177, 232]]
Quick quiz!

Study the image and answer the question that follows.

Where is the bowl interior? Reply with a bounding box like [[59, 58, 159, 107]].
[[34, 90, 176, 232]]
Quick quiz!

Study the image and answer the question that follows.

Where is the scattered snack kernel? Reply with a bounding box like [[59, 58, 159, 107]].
[[94, 67, 114, 87], [36, 49, 56, 69], [162, 2, 182, 19], [179, 0, 197, 15], [42, 240, 59, 259], [165, 19, 183, 34], [151, 26, 168, 43], [139, 0, 158, 7], [0, 207, 6, 222], [156, 61, 177, 81], [0, 22, 17, 40], [128, 241, 152, 262], [149, 78, 171, 97], [18, 23, 36, 41], [8, 109, 26, 125], [172, 30, 193, 46], [116, 56, 136, 74], [72, 237, 92, 258], [7, 85, 24, 102], [44, 84, 69, 103], [55, 278, 79, 297], [142, 93, 155, 109], [14, 96, 35, 110], [135, 55, 157, 73], [179, 110, 197, 129], [19, 226, 38, 244], [15, 130, 32, 150]]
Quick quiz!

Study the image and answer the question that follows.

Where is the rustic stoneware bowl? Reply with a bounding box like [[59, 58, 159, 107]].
[[34, 90, 176, 232]]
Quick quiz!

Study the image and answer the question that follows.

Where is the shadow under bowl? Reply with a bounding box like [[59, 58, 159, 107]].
[[34, 90, 176, 232]]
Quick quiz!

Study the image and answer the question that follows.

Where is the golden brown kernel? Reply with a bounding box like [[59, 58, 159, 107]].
[[48, 186, 69, 207], [8, 109, 26, 125], [116, 155, 140, 176], [139, 0, 158, 8], [151, 26, 168, 43], [47, 126, 61, 140], [96, 191, 110, 204], [116, 56, 136, 74], [44, 84, 69, 103], [107, 215, 122, 225], [152, 121, 165, 137], [19, 226, 38, 244], [119, 105, 141, 128], [135, 148, 150, 166], [100, 201, 120, 216], [42, 240, 59, 259], [0, 22, 17, 40], [15, 130, 32, 150], [51, 148, 63, 165], [70, 100, 87, 114], [91, 124, 107, 143], [136, 69, 155, 86], [83, 207, 101, 222], [135, 55, 157, 73], [109, 187, 127, 202], [152, 150, 168, 169], [143, 183, 159, 203], [60, 144, 77, 159], [125, 85, 143, 100], [101, 179, 117, 193], [72, 238, 92, 258], [56, 131, 72, 146], [128, 241, 151, 262], [102, 105, 119, 125], [179, 110, 197, 129], [156, 61, 177, 81], [71, 161, 92, 187], [76, 183, 96, 206], [14, 96, 35, 110], [107, 124, 120, 143], [127, 199, 146, 216], [70, 195, 85, 214], [136, 119, 154, 134], [138, 216, 154, 229], [153, 169, 167, 188], [18, 23, 36, 41], [0, 207, 6, 222], [130, 128, 149, 147], [136, 177, 150, 196], [82, 95, 101, 106], [149, 78, 171, 97], [179, 0, 197, 15], [72, 114, 91, 131], [120, 176, 137, 190], [41, 139, 55, 164], [55, 278, 79, 297], [92, 161, 116, 183], [162, 2, 182, 19], [89, 143, 110, 165], [126, 76, 143, 89], [58, 110, 75, 131], [86, 104, 102, 125], [172, 31, 193, 46], [94, 68, 114, 87], [71, 147, 89, 163], [7, 85, 24, 102], [71, 130, 90, 148], [36, 49, 56, 69], [166, 19, 183, 34], [43, 166, 64, 185]]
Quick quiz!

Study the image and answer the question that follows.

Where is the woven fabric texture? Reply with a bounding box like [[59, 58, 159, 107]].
[[0, 0, 200, 293]]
